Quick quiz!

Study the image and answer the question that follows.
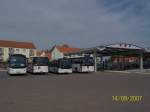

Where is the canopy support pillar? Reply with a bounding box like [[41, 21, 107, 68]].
[[140, 52, 144, 72], [94, 50, 97, 72]]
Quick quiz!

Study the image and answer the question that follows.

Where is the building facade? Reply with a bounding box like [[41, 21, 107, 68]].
[[50, 44, 81, 60], [36, 51, 52, 60], [0, 40, 37, 62]]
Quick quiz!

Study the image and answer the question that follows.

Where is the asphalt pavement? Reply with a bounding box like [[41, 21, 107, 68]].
[[0, 71, 149, 112]]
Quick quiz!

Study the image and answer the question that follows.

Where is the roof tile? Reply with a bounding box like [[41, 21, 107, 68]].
[[0, 40, 36, 49], [56, 45, 81, 53]]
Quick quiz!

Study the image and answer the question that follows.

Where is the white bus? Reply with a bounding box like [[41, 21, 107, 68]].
[[27, 56, 49, 74], [49, 58, 72, 74], [71, 56, 95, 73], [8, 54, 27, 75]]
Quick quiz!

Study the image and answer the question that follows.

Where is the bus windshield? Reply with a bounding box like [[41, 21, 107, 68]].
[[33, 57, 49, 66], [60, 59, 71, 69], [9, 55, 27, 68]]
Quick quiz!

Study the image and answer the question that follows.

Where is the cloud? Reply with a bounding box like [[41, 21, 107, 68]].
[[0, 0, 149, 49]]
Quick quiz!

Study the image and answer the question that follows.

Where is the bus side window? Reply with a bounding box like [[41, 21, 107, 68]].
[[26, 59, 28, 66]]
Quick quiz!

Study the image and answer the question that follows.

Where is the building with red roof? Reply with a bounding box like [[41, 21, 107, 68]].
[[37, 51, 52, 60], [0, 40, 37, 62], [50, 44, 81, 60]]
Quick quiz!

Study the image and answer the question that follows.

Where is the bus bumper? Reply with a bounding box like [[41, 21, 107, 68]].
[[33, 66, 49, 73], [58, 68, 72, 74], [81, 66, 95, 72], [8, 68, 27, 75]]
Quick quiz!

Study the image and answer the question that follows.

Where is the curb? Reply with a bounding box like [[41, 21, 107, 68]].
[[105, 70, 150, 75], [105, 70, 131, 74]]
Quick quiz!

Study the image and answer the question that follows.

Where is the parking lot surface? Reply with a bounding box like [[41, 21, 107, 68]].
[[0, 71, 150, 112]]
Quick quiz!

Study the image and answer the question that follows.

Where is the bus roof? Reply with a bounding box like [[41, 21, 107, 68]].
[[30, 56, 48, 58], [10, 54, 26, 57]]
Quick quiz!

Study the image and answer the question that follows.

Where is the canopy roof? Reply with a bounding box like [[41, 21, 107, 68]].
[[66, 43, 146, 56]]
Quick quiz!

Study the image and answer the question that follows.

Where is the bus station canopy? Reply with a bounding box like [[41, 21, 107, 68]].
[[66, 43, 146, 56], [66, 43, 147, 72]]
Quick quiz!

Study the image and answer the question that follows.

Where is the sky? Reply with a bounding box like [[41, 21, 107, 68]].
[[0, 0, 150, 49]]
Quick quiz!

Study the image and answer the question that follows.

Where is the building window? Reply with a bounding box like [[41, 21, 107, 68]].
[[23, 49, 26, 52], [0, 48, 4, 62], [16, 49, 19, 52], [0, 48, 3, 54], [9, 48, 14, 55], [30, 50, 34, 56]]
